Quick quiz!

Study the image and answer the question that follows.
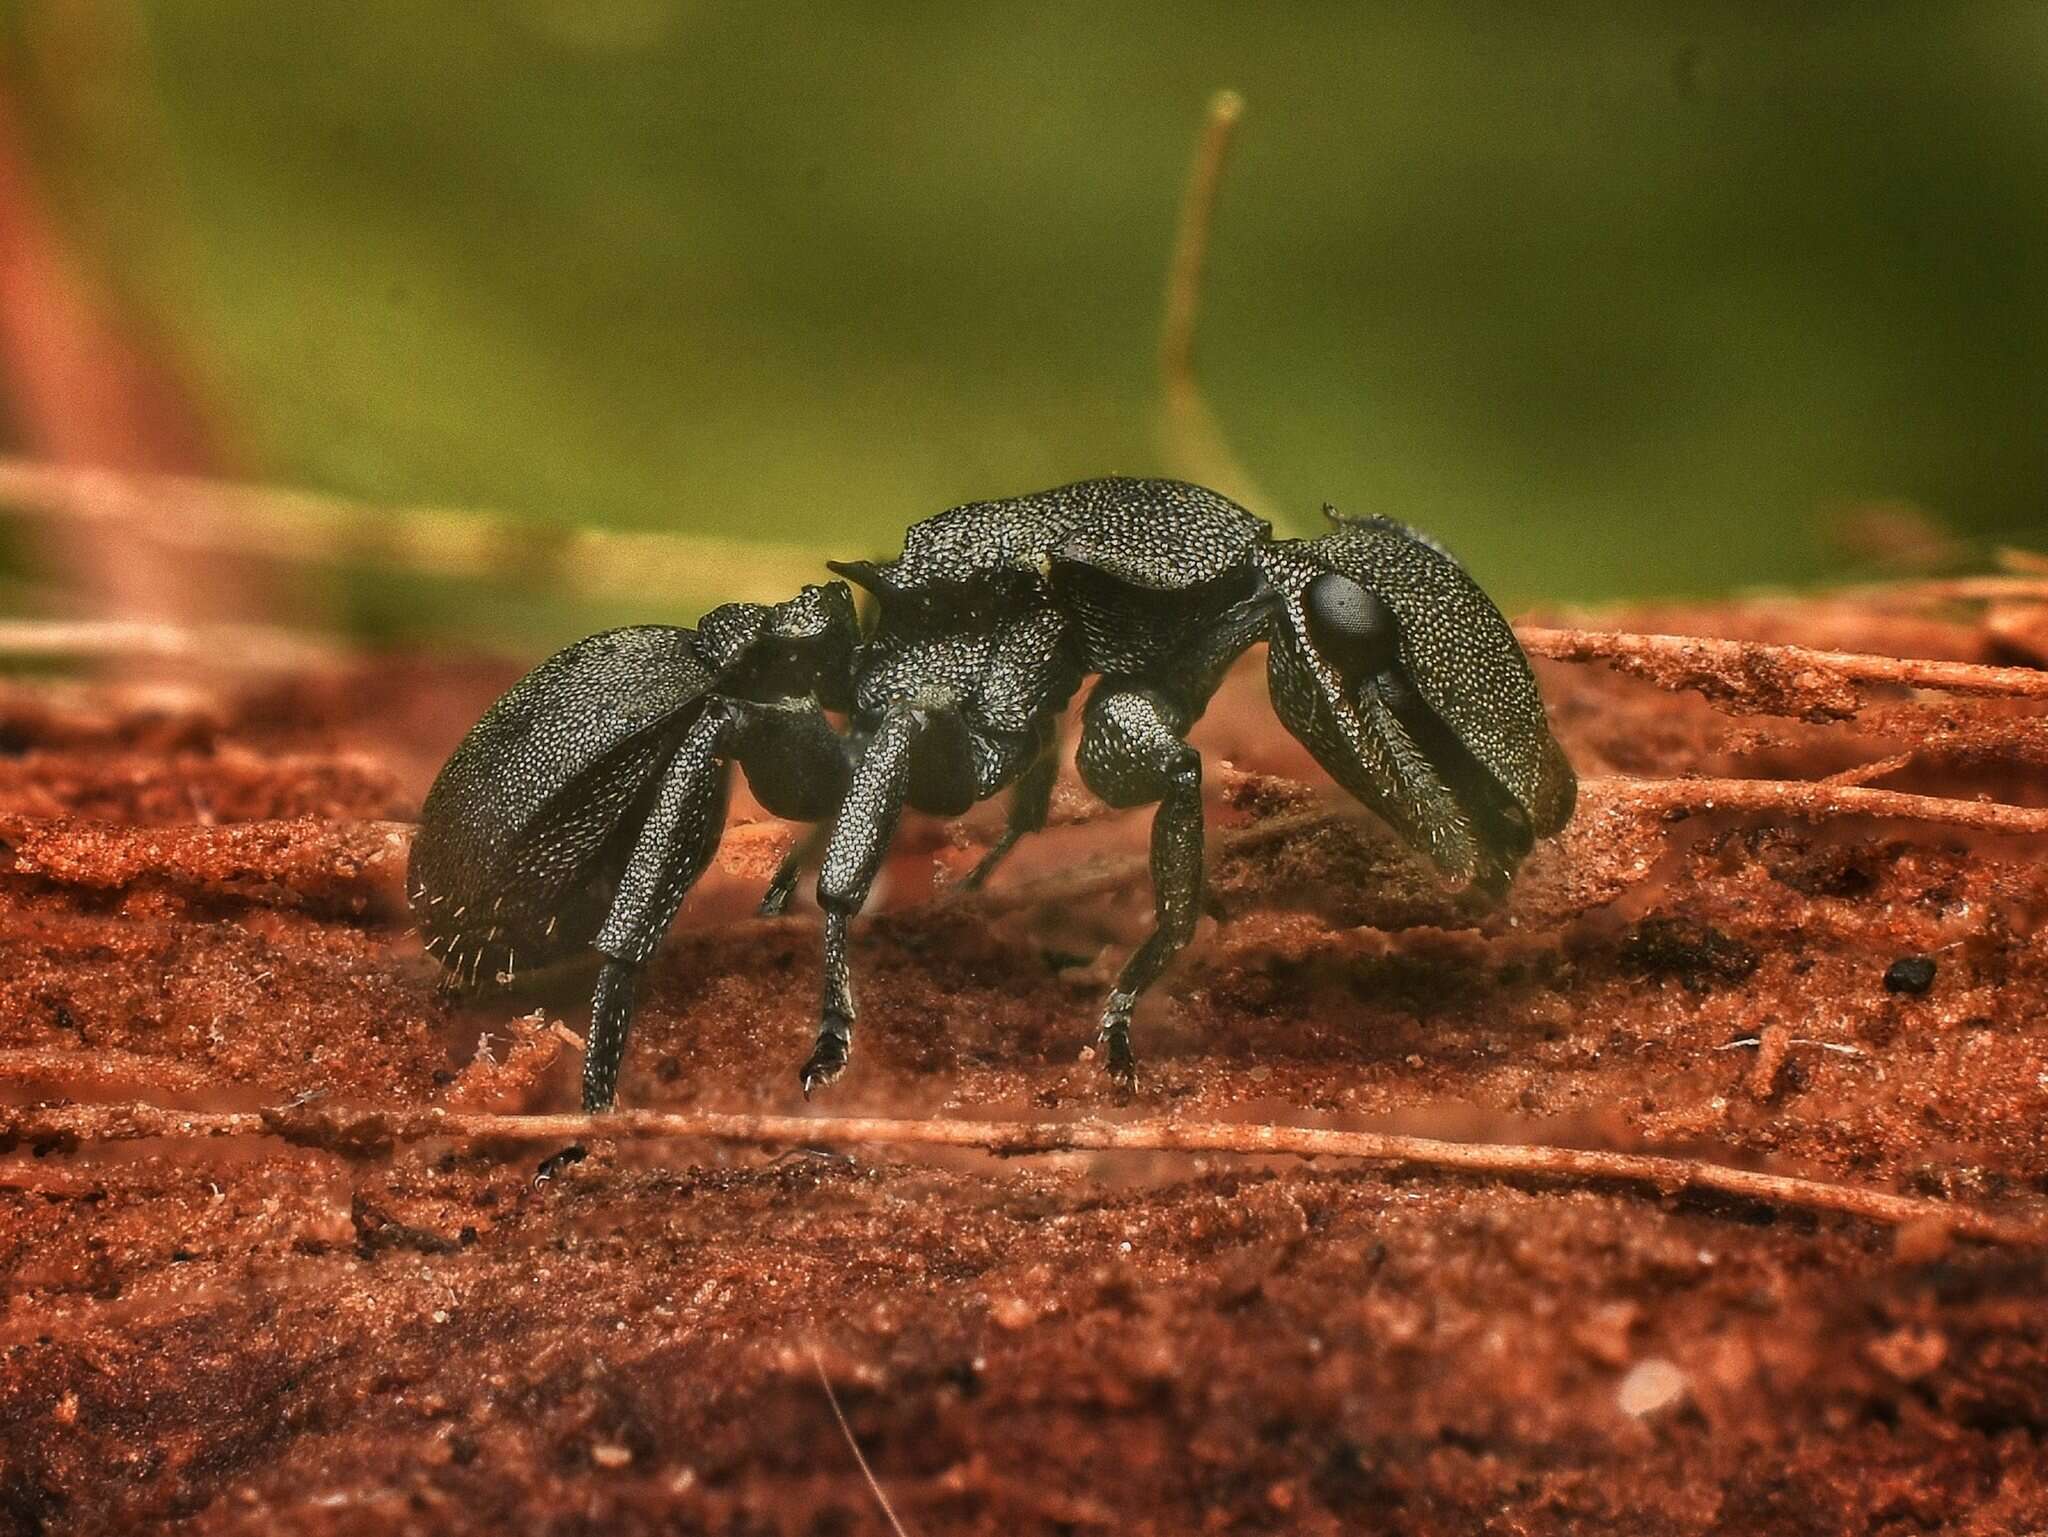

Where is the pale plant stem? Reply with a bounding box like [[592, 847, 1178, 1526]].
[[1155, 89, 1272, 517], [5, 1100, 2042, 1247]]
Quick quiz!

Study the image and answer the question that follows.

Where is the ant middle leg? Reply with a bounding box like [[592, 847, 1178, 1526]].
[[962, 723, 1057, 891], [758, 824, 828, 917], [808, 694, 1036, 1093], [1075, 683, 1204, 1089], [808, 700, 936, 1092]]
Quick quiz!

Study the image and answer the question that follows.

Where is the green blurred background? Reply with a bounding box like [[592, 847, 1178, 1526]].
[[2, 2, 2044, 641]]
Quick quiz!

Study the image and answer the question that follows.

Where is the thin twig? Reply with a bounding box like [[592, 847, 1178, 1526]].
[[0, 456, 820, 609], [1820, 752, 1915, 788], [1519, 626, 2048, 705], [812, 1346, 913, 1537], [0, 618, 338, 670], [1620, 774, 2048, 836], [5, 1101, 2041, 1246], [1156, 89, 1271, 517]]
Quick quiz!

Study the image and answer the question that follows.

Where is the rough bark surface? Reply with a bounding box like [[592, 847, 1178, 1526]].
[[2, 592, 2047, 1535]]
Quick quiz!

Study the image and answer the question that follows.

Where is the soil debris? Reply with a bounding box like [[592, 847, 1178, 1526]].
[[3, 596, 2048, 1533], [1884, 954, 1939, 996]]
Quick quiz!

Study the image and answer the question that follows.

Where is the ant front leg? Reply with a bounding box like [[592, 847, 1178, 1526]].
[[583, 703, 739, 1110], [806, 692, 989, 1093], [808, 700, 929, 1092], [1075, 683, 1205, 1089]]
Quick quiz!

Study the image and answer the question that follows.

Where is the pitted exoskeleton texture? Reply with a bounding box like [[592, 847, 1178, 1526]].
[[410, 478, 1576, 1108], [1259, 510, 1575, 843], [409, 625, 719, 991], [1253, 511, 1575, 897], [884, 476, 1267, 590], [409, 584, 861, 1109]]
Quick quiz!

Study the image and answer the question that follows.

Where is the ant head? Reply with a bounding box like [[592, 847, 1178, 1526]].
[[1263, 511, 1574, 893]]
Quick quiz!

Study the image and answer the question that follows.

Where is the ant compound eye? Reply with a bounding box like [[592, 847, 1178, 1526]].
[[1303, 571, 1399, 681]]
